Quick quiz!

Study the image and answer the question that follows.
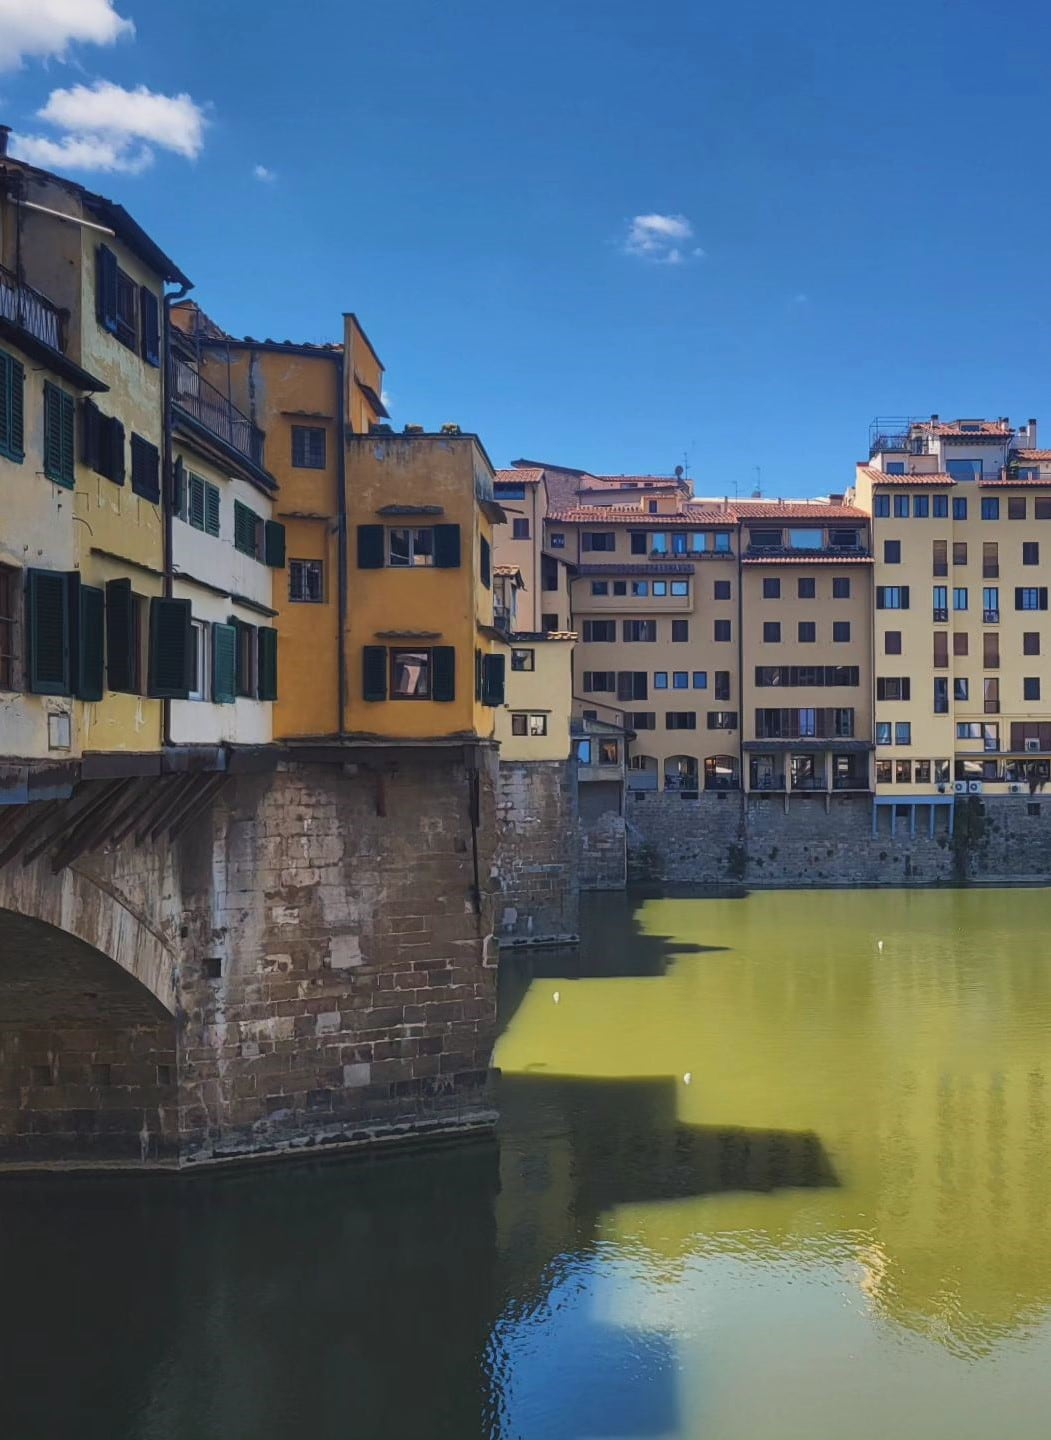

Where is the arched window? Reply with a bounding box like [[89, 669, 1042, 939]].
[[628, 754, 659, 791], [664, 755, 699, 798], [704, 754, 739, 791]]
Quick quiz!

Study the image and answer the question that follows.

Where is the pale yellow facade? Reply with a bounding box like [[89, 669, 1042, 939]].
[[495, 635, 575, 761]]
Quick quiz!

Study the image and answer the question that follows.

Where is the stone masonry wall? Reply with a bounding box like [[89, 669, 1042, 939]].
[[579, 808, 628, 890], [494, 760, 579, 943]]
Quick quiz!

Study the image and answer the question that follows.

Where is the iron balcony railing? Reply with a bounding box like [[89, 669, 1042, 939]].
[[170, 356, 264, 466], [750, 772, 787, 791], [0, 263, 63, 350], [832, 773, 868, 789]]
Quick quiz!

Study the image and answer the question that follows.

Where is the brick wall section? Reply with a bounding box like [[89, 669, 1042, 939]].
[[579, 808, 628, 889], [494, 760, 579, 942]]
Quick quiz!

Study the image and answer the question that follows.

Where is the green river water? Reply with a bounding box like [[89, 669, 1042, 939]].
[[4, 887, 1051, 1438]]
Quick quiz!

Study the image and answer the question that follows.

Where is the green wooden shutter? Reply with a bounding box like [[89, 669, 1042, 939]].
[[205, 483, 221, 536], [363, 645, 387, 700], [257, 626, 278, 700], [474, 646, 483, 702], [148, 597, 193, 698], [264, 519, 286, 568], [212, 622, 237, 704], [234, 500, 259, 556], [170, 456, 185, 516], [96, 245, 119, 333], [434, 524, 462, 569], [140, 286, 160, 366], [479, 535, 491, 587], [26, 569, 70, 695], [43, 383, 74, 487], [481, 651, 505, 706], [130, 435, 160, 502], [357, 524, 385, 569], [0, 350, 24, 462], [433, 645, 456, 702], [82, 399, 101, 473], [107, 416, 125, 485], [188, 473, 205, 529], [105, 578, 136, 693], [76, 585, 105, 701]]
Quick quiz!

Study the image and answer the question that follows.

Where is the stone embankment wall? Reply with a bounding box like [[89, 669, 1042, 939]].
[[494, 760, 579, 943], [626, 791, 1051, 887], [579, 808, 628, 890]]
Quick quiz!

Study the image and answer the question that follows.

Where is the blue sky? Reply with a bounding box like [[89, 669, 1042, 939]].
[[4, 0, 1051, 495]]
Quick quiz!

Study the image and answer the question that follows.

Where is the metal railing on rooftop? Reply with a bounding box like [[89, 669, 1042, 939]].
[[0, 263, 63, 351], [170, 355, 264, 466]]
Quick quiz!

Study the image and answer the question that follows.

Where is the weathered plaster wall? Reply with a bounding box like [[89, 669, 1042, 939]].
[[494, 760, 579, 943]]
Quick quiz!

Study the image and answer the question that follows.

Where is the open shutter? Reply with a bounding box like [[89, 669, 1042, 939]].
[[107, 416, 125, 485], [130, 435, 160, 503], [264, 519, 286, 568], [363, 645, 387, 701], [434, 524, 461, 569], [188, 474, 205, 529], [212, 623, 237, 703], [170, 457, 185, 517], [474, 647, 483, 702], [204, 484, 220, 537], [148, 597, 193, 698], [1042, 588, 1050, 612], [479, 535, 491, 587], [901, 585, 910, 610], [140, 286, 160, 366], [257, 627, 278, 700], [0, 351, 25, 461], [481, 651, 505, 707], [433, 645, 456, 702], [76, 585, 105, 701], [82, 399, 101, 472], [96, 245, 119, 334], [105, 578, 136, 693], [357, 524, 385, 569], [26, 569, 70, 695], [228, 616, 255, 695]]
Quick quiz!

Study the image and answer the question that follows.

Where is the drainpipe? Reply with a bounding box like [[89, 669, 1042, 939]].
[[336, 351, 348, 736], [161, 280, 193, 747]]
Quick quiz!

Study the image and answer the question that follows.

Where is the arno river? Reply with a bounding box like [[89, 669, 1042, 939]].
[[5, 888, 1051, 1439]]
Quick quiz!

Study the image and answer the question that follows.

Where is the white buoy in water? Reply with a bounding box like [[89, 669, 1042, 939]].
[[683, 1072, 692, 1085], [552, 991, 560, 1004], [877, 940, 884, 952]]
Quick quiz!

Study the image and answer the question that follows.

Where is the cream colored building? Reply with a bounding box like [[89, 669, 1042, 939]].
[[494, 630, 575, 761]]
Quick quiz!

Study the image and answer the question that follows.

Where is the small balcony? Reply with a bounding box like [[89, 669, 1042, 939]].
[[0, 263, 64, 351], [170, 356, 264, 466]]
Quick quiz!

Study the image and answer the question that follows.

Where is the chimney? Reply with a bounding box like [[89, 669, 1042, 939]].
[[930, 413, 939, 423], [0, 126, 10, 158], [1029, 418, 1039, 448], [829, 492, 844, 504]]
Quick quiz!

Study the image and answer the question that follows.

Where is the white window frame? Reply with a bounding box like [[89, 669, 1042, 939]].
[[189, 619, 209, 701]]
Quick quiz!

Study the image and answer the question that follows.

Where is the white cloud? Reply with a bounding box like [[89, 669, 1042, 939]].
[[0, 0, 133, 70], [13, 80, 208, 175], [10, 130, 152, 174], [381, 389, 393, 413], [253, 164, 276, 183], [623, 213, 704, 265]]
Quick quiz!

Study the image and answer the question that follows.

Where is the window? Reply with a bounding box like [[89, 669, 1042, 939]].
[[630, 532, 647, 555], [707, 711, 738, 729], [885, 462, 905, 476], [1009, 496, 1027, 521], [830, 621, 849, 643], [289, 558, 324, 602], [984, 677, 999, 714], [934, 759, 950, 782], [750, 528, 782, 549], [714, 671, 730, 701], [953, 541, 968, 567], [798, 577, 816, 598], [512, 518, 530, 540], [933, 633, 948, 667], [893, 496, 909, 519], [0, 348, 25, 463], [714, 580, 731, 600], [582, 620, 615, 643], [598, 739, 619, 765], [574, 738, 592, 764], [498, 484, 526, 500], [654, 671, 668, 689], [550, 532, 565, 548], [1024, 541, 1039, 566], [1036, 499, 1051, 520], [984, 633, 999, 669], [671, 580, 689, 596], [511, 648, 535, 671], [893, 759, 910, 783], [933, 494, 949, 517], [763, 622, 781, 642], [43, 382, 76, 488], [981, 496, 1000, 520], [1024, 632, 1040, 656], [713, 532, 732, 553], [391, 648, 431, 698], [693, 671, 707, 689], [511, 712, 548, 736], [948, 460, 982, 484], [1025, 677, 1041, 701], [666, 711, 697, 730], [612, 583, 626, 596], [105, 580, 142, 694], [128, 434, 160, 503], [956, 721, 1000, 751], [953, 497, 968, 520], [953, 587, 968, 611], [581, 532, 615, 552], [832, 577, 851, 599], [81, 400, 125, 485], [982, 587, 999, 622], [933, 585, 948, 621], [763, 578, 781, 599], [953, 632, 968, 657], [714, 620, 731, 642], [188, 620, 209, 701], [932, 539, 948, 577], [885, 631, 902, 655], [895, 723, 912, 746], [934, 677, 949, 713], [651, 533, 669, 554], [291, 425, 326, 468], [672, 671, 689, 689], [876, 586, 909, 610], [754, 665, 859, 688], [876, 677, 911, 701], [582, 671, 615, 693], [954, 678, 969, 701], [631, 581, 649, 597], [233, 500, 263, 558], [671, 620, 689, 642], [983, 541, 998, 577], [622, 619, 656, 642], [652, 581, 667, 597], [876, 722, 892, 745], [874, 494, 890, 517], [883, 539, 901, 564], [631, 712, 656, 730], [798, 621, 816, 643], [183, 472, 221, 535], [542, 614, 558, 631], [617, 671, 648, 701], [913, 495, 929, 517], [915, 760, 931, 783], [591, 581, 608, 596], [1016, 587, 1048, 611], [876, 759, 892, 784], [389, 526, 435, 567], [0, 564, 19, 690]]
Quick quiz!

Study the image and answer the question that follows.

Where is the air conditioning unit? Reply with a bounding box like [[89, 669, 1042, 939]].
[[936, 782, 948, 793], [968, 780, 983, 794], [953, 780, 967, 794], [1009, 783, 1025, 794], [1025, 739, 1041, 753]]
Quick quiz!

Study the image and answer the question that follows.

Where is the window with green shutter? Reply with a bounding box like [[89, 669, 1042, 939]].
[[188, 473, 206, 529], [43, 382, 75, 487], [234, 500, 261, 558], [25, 568, 71, 694], [480, 535, 491, 588], [140, 286, 160, 366], [105, 578, 138, 693], [170, 457, 185, 516], [481, 651, 505, 706], [205, 483, 220, 537], [229, 616, 257, 696], [75, 584, 105, 701], [264, 519, 286, 568], [0, 349, 25, 462], [434, 524, 462, 569], [96, 245, 119, 335], [363, 645, 387, 701], [357, 525, 384, 569], [82, 400, 124, 484], [433, 645, 456, 702], [130, 434, 160, 502], [257, 627, 278, 700], [148, 597, 193, 698], [212, 622, 237, 703]]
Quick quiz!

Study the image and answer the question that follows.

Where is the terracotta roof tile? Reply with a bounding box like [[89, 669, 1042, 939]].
[[741, 554, 873, 565], [1012, 450, 1051, 461], [917, 420, 1011, 436], [979, 477, 1051, 488], [736, 502, 868, 520], [496, 468, 543, 485], [579, 474, 685, 489], [575, 562, 696, 576], [859, 467, 956, 487], [548, 505, 734, 525]]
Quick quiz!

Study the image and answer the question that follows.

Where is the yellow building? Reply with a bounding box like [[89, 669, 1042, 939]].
[[494, 628, 576, 762]]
